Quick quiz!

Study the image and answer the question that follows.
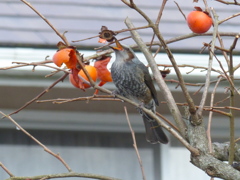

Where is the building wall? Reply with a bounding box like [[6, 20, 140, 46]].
[[0, 130, 215, 180]]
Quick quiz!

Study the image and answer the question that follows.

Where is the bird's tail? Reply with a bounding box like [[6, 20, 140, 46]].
[[142, 113, 169, 144]]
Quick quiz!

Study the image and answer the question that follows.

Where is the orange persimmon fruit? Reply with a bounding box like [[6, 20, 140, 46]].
[[78, 65, 97, 88], [69, 73, 81, 89], [69, 68, 86, 90], [187, 10, 212, 33], [53, 48, 77, 69]]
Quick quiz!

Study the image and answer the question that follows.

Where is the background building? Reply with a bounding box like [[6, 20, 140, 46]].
[[1, 1, 240, 180]]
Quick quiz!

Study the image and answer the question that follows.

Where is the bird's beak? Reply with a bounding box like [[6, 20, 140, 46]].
[[111, 39, 123, 51]]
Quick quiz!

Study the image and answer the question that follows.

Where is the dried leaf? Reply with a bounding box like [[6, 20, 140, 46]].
[[101, 26, 108, 31], [194, 6, 203, 11], [160, 69, 171, 78], [57, 41, 67, 50], [99, 26, 116, 42]]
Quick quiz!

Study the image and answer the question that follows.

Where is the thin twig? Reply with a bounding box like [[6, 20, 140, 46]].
[[36, 95, 122, 104], [4, 172, 121, 180], [174, 1, 186, 20], [214, 96, 230, 106], [149, 0, 167, 49], [8, 73, 69, 116], [197, 8, 218, 116], [0, 60, 69, 73], [216, 33, 230, 66], [207, 76, 223, 153], [215, 0, 240, 5], [156, 112, 180, 133], [21, 0, 70, 46], [156, 63, 223, 75], [0, 162, 14, 177], [94, 36, 131, 50], [213, 53, 240, 95], [203, 42, 230, 53], [72, 25, 149, 43], [219, 12, 240, 25], [0, 112, 72, 172], [228, 35, 239, 165], [124, 106, 146, 180]]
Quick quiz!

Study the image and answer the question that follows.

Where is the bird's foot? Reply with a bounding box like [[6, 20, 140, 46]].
[[111, 90, 125, 102], [136, 102, 144, 115], [111, 89, 119, 98]]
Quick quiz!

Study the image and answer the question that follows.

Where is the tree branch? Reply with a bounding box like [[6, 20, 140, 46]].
[[197, 8, 219, 116], [5, 172, 121, 180], [228, 35, 239, 164], [21, 0, 70, 46], [0, 162, 14, 178], [124, 106, 146, 180], [8, 73, 69, 116]]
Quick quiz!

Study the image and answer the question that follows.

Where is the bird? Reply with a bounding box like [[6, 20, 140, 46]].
[[94, 54, 113, 94], [110, 39, 169, 144]]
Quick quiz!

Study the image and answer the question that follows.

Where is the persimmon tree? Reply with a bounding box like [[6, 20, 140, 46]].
[[1, 0, 240, 180]]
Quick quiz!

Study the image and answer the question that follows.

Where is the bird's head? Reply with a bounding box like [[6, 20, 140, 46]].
[[110, 39, 135, 62]]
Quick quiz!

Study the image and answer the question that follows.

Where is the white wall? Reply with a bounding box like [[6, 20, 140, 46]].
[[0, 144, 154, 180], [1, 144, 220, 180]]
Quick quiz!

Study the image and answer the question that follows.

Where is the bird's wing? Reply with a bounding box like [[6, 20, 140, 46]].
[[137, 62, 159, 106]]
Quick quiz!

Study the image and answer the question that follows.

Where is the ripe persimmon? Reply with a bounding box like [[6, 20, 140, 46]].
[[78, 65, 97, 88], [53, 48, 77, 69], [69, 73, 80, 89], [68, 68, 86, 90], [187, 10, 212, 33]]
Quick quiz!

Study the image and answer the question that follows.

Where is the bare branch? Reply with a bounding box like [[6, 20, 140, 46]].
[[174, 1, 186, 20], [0, 60, 69, 73], [197, 8, 219, 115], [8, 73, 68, 116], [228, 35, 239, 165], [219, 12, 240, 24], [5, 172, 121, 180], [215, 0, 240, 5], [207, 76, 223, 153], [124, 106, 146, 180], [36, 95, 122, 104], [21, 0, 70, 46], [0, 162, 14, 177]]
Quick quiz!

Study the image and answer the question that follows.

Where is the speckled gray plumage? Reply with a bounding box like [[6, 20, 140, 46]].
[[111, 44, 168, 144]]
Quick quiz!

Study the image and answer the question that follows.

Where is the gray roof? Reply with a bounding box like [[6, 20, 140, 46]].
[[1, 0, 240, 51]]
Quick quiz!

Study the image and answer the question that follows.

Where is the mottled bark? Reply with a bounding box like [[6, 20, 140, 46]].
[[188, 116, 240, 179]]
